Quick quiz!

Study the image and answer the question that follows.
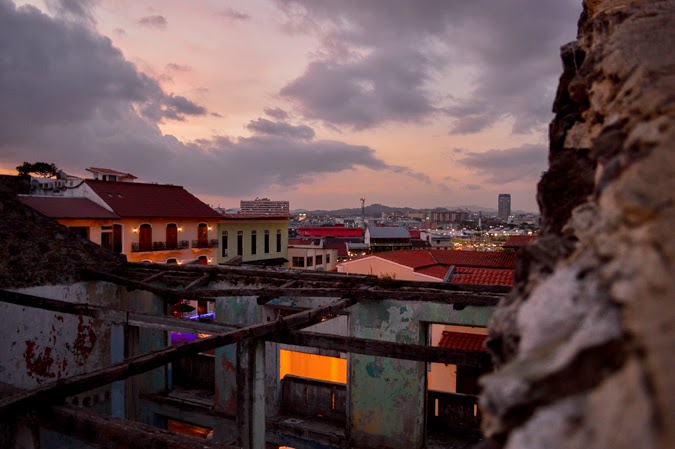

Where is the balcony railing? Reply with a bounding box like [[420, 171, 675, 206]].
[[131, 240, 190, 252], [427, 390, 480, 433], [191, 239, 218, 249]]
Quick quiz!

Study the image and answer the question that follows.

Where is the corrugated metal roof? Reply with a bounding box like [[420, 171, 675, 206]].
[[85, 180, 221, 219], [367, 226, 411, 239], [18, 196, 119, 219]]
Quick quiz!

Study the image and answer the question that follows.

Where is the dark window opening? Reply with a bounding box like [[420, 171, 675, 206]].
[[237, 231, 243, 256], [251, 230, 257, 255], [292, 257, 305, 267], [198, 223, 208, 247], [221, 231, 228, 257], [315, 254, 323, 265], [166, 223, 178, 249], [139, 224, 152, 252], [113, 224, 123, 253], [276, 229, 282, 252], [264, 230, 270, 254]]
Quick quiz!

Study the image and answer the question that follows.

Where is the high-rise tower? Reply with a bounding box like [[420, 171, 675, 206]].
[[498, 194, 511, 220]]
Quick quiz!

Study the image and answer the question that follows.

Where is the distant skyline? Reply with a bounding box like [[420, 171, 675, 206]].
[[0, 0, 581, 212]]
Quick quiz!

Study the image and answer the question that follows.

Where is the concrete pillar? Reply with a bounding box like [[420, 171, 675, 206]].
[[236, 339, 266, 449]]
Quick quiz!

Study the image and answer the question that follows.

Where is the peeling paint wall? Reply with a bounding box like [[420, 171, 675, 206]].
[[0, 282, 115, 390]]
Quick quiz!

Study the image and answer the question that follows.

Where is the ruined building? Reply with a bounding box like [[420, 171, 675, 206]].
[[479, 1, 675, 448]]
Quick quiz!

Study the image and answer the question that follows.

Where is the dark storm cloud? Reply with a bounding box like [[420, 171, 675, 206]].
[[457, 144, 547, 184], [275, 0, 580, 133], [264, 107, 289, 120], [0, 0, 427, 197], [220, 7, 250, 22], [245, 118, 315, 140], [138, 15, 167, 29], [46, 0, 97, 24]]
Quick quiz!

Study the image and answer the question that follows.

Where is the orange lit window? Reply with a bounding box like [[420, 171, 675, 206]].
[[279, 349, 347, 384]]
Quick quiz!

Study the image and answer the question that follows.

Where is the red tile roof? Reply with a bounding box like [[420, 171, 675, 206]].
[[438, 331, 487, 352], [503, 235, 536, 248], [376, 250, 515, 270], [377, 250, 438, 268], [431, 250, 515, 269], [416, 265, 450, 279], [450, 267, 513, 286], [86, 167, 137, 179], [18, 196, 120, 220], [85, 180, 221, 219]]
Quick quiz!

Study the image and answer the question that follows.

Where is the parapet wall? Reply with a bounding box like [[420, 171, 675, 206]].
[[480, 1, 675, 448]]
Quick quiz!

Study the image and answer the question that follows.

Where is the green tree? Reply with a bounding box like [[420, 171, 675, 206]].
[[16, 162, 59, 178]]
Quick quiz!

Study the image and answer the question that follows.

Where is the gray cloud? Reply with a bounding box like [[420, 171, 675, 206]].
[[46, 0, 98, 24], [139, 15, 167, 29], [245, 118, 315, 140], [275, 0, 580, 133], [0, 0, 426, 198], [220, 7, 250, 22], [464, 184, 481, 191], [165, 63, 191, 72], [264, 107, 289, 120], [457, 144, 548, 184]]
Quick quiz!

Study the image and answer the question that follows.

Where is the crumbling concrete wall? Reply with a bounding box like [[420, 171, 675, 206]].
[[480, 1, 675, 448]]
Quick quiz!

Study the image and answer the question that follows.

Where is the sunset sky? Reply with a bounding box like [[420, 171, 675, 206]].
[[0, 0, 582, 212]]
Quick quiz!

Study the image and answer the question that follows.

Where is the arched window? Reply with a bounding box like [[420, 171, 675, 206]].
[[198, 255, 208, 265], [139, 224, 152, 252], [166, 223, 178, 250]]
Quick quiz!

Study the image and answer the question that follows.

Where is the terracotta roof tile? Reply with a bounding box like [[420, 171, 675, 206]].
[[18, 196, 119, 220], [438, 331, 487, 351], [416, 265, 450, 279], [450, 267, 513, 286], [503, 235, 536, 248], [85, 180, 221, 219], [431, 250, 515, 269], [220, 213, 290, 220], [376, 250, 437, 268]]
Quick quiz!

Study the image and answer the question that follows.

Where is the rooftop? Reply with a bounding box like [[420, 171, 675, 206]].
[[85, 167, 137, 180], [502, 235, 536, 248], [17, 196, 120, 220], [438, 331, 487, 352], [85, 180, 221, 219]]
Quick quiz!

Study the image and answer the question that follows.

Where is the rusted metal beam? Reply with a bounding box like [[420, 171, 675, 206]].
[[0, 297, 356, 417]]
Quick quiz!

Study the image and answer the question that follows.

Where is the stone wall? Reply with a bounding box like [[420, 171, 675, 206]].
[[479, 1, 675, 448], [0, 175, 125, 288]]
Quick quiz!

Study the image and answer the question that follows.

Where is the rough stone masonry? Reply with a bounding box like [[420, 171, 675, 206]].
[[479, 1, 675, 448]]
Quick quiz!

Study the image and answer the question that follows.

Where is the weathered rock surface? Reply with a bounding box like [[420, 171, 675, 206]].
[[0, 175, 126, 288], [480, 1, 675, 448]]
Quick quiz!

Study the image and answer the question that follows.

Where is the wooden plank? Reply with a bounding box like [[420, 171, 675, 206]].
[[38, 405, 240, 449], [0, 290, 241, 333], [184, 273, 212, 291], [0, 289, 489, 366], [272, 331, 491, 368], [0, 297, 356, 417], [141, 271, 165, 284], [123, 262, 511, 294]]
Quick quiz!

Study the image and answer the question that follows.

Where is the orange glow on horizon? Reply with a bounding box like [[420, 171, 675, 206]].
[[279, 349, 347, 384]]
